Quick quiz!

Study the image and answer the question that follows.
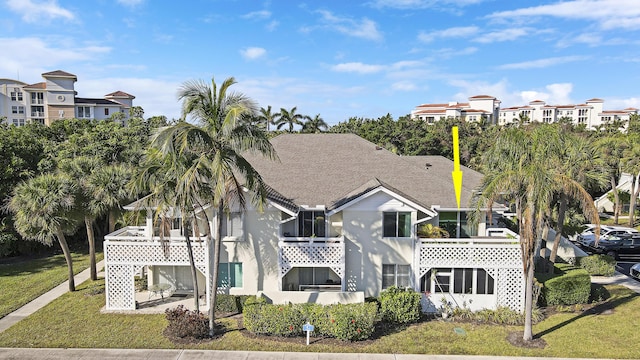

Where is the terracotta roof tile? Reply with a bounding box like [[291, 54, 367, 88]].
[[23, 82, 46, 90], [42, 70, 77, 79], [105, 90, 135, 99]]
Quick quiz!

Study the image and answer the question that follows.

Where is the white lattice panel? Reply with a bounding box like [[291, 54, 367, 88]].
[[278, 242, 345, 279], [498, 268, 525, 311], [105, 241, 207, 265], [418, 244, 521, 278], [105, 264, 136, 310]]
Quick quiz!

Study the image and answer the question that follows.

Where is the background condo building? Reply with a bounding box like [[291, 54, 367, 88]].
[[412, 96, 638, 130], [0, 70, 135, 126]]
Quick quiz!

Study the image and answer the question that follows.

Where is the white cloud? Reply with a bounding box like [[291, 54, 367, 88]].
[[242, 10, 271, 20], [0, 37, 110, 76], [6, 0, 74, 23], [240, 47, 267, 60], [488, 0, 640, 31], [266, 20, 279, 31], [331, 62, 385, 74], [498, 55, 588, 70], [418, 26, 479, 43], [474, 28, 529, 43], [556, 33, 603, 48], [315, 10, 383, 41], [519, 83, 574, 104], [607, 97, 640, 110], [448, 79, 512, 103]]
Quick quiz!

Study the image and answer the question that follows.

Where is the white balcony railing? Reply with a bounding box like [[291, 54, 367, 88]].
[[31, 111, 44, 117], [278, 236, 346, 290]]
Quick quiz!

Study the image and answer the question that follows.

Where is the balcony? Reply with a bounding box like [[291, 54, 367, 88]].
[[278, 236, 345, 291], [30, 111, 44, 117]]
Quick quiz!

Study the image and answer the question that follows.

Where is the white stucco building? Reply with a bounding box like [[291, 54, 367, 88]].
[[104, 134, 527, 314], [0, 70, 135, 126], [411, 95, 501, 124]]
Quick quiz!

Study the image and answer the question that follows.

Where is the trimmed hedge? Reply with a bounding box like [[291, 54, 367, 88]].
[[243, 297, 377, 341], [379, 286, 421, 324], [216, 294, 252, 313], [537, 263, 591, 306], [578, 255, 616, 277]]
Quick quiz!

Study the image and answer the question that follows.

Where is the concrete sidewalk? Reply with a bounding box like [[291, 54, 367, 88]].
[[0, 259, 105, 333], [0, 348, 615, 360]]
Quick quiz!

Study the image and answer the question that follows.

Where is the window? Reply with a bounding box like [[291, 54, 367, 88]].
[[11, 106, 24, 114], [10, 91, 22, 101], [12, 119, 25, 126], [298, 210, 325, 237], [77, 106, 91, 118], [383, 212, 411, 237], [217, 262, 243, 288], [382, 264, 411, 289], [421, 268, 494, 295], [31, 92, 44, 104], [221, 211, 243, 239], [104, 108, 109, 116]]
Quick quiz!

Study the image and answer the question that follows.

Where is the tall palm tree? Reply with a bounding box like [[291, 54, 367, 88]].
[[549, 133, 607, 268], [474, 124, 599, 342], [88, 164, 133, 234], [301, 113, 328, 133], [596, 135, 627, 224], [258, 105, 280, 132], [622, 135, 640, 226], [152, 77, 276, 335], [274, 106, 304, 132], [8, 174, 79, 291]]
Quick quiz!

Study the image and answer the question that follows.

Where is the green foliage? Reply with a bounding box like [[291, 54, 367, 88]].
[[242, 297, 377, 341], [164, 305, 209, 339], [578, 255, 616, 276], [327, 303, 377, 341], [537, 264, 591, 306], [451, 306, 544, 325], [215, 294, 251, 313], [379, 286, 421, 324]]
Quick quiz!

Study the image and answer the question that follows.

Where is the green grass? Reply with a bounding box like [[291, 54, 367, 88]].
[[0, 252, 102, 319], [600, 216, 640, 231], [0, 280, 638, 358]]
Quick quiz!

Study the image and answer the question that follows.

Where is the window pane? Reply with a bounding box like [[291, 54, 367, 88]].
[[398, 212, 411, 237], [231, 263, 243, 287], [314, 211, 326, 237], [477, 269, 487, 294], [315, 267, 329, 285], [383, 212, 397, 237], [434, 274, 450, 293], [487, 272, 494, 294], [464, 268, 473, 294], [217, 263, 229, 288], [298, 211, 313, 237], [230, 212, 243, 237], [397, 265, 411, 288], [382, 264, 395, 289], [453, 269, 464, 293], [299, 268, 313, 285], [420, 270, 431, 292]]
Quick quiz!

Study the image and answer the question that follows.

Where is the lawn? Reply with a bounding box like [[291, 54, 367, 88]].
[[0, 280, 638, 358], [0, 252, 102, 319]]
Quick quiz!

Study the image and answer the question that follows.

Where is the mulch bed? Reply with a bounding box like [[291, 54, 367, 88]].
[[506, 332, 547, 349]]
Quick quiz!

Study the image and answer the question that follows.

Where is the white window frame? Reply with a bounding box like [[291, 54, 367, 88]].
[[382, 264, 411, 289], [217, 262, 243, 288], [383, 211, 412, 238], [221, 211, 243, 241]]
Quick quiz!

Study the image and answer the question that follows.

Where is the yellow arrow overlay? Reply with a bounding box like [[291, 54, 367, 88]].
[[451, 126, 463, 209]]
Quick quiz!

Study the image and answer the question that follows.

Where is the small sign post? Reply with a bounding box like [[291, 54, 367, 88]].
[[302, 322, 314, 345]]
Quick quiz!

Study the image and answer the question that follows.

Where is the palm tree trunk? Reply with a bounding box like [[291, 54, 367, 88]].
[[629, 176, 637, 227], [549, 194, 567, 270], [611, 176, 620, 225], [523, 257, 535, 341], [108, 209, 116, 234], [208, 202, 224, 336], [56, 228, 75, 292], [85, 216, 97, 281], [183, 217, 199, 312]]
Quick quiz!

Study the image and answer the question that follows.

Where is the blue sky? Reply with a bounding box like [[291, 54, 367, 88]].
[[2, 0, 640, 125]]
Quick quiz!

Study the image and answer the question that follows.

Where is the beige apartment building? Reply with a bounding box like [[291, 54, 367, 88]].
[[0, 70, 134, 126]]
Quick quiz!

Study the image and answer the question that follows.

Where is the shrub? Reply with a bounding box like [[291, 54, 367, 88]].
[[164, 305, 209, 339], [242, 298, 377, 341], [538, 264, 590, 306], [327, 303, 377, 341], [216, 294, 251, 313], [578, 255, 616, 277], [455, 306, 544, 325], [379, 286, 421, 324]]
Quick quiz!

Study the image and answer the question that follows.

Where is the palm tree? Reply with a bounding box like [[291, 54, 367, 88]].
[[622, 135, 640, 226], [474, 124, 599, 342], [88, 164, 133, 234], [549, 133, 607, 268], [596, 134, 627, 224], [258, 106, 280, 132], [301, 113, 328, 133], [152, 77, 276, 335], [274, 106, 304, 132], [8, 174, 79, 291]]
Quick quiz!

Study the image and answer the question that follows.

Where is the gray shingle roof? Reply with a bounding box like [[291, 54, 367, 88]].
[[245, 133, 484, 210]]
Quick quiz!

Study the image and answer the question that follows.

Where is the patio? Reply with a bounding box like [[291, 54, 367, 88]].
[[101, 290, 206, 314]]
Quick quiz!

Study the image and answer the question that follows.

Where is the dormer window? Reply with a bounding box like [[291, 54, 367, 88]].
[[298, 211, 325, 237]]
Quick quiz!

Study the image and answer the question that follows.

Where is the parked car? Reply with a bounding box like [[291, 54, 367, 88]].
[[577, 225, 638, 247], [630, 263, 640, 281], [580, 233, 640, 260]]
